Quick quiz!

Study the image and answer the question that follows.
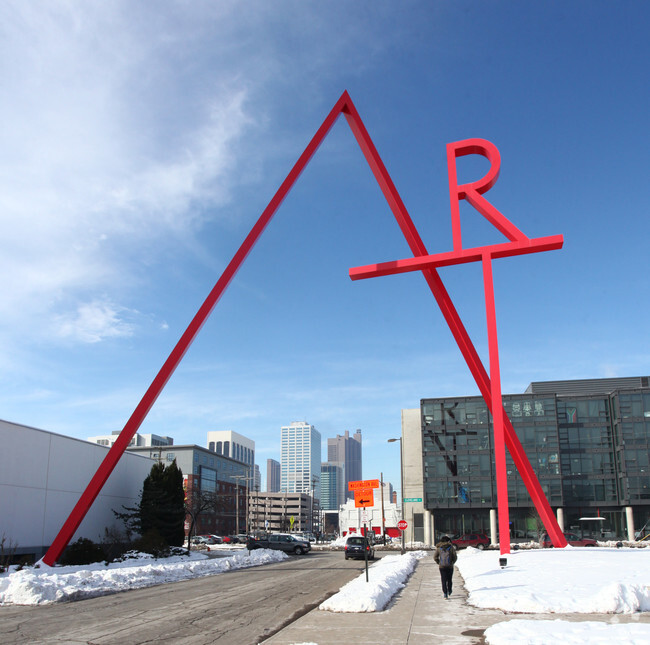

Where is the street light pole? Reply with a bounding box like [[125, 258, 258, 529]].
[[311, 475, 318, 534], [231, 474, 252, 536], [388, 437, 405, 554], [380, 472, 386, 544]]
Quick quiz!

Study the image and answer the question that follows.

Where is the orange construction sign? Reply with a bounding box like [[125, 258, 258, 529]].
[[349, 479, 380, 491], [354, 489, 374, 508]]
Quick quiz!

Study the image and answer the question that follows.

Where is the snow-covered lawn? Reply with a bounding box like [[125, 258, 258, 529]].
[[456, 547, 650, 645], [456, 546, 650, 614], [0, 548, 287, 605], [484, 619, 650, 645]]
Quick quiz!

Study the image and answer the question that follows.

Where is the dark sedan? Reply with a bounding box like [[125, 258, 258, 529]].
[[541, 532, 597, 547], [344, 536, 375, 560]]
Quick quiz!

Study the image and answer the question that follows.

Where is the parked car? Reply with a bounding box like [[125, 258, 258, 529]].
[[191, 535, 208, 545], [451, 533, 490, 549], [208, 535, 223, 544], [191, 535, 219, 545], [344, 535, 375, 561], [249, 533, 311, 555], [541, 532, 597, 547]]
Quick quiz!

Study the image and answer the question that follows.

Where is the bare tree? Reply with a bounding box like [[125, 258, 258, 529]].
[[1, 533, 18, 572]]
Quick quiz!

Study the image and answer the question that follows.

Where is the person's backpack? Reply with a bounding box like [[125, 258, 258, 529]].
[[439, 545, 452, 567]]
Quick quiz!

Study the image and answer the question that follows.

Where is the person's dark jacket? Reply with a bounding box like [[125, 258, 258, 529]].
[[434, 541, 458, 568]]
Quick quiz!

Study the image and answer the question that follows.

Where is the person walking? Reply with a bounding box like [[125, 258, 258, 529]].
[[434, 535, 457, 599]]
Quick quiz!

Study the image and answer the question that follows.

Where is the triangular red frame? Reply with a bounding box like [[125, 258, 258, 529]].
[[43, 91, 565, 565]]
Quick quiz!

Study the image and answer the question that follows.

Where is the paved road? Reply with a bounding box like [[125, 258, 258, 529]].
[[1, 550, 364, 645]]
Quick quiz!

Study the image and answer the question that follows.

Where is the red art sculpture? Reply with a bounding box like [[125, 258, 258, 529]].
[[42, 91, 565, 565]]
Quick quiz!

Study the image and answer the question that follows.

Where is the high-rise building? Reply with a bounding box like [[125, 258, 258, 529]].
[[206, 430, 255, 470], [267, 458, 281, 492], [320, 461, 344, 511], [327, 429, 362, 500], [253, 464, 261, 493], [281, 421, 321, 501]]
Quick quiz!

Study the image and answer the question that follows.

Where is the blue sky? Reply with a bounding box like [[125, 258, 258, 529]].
[[1, 1, 649, 495]]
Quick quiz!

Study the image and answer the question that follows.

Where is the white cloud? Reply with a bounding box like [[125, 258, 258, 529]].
[[0, 2, 256, 347], [0, 1, 406, 360], [53, 299, 135, 343]]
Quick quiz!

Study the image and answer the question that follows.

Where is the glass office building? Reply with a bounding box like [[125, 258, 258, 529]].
[[320, 462, 344, 511], [420, 377, 650, 540], [280, 422, 322, 501]]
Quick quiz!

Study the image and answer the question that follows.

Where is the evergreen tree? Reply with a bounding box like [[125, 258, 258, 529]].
[[115, 459, 186, 548], [161, 459, 185, 546]]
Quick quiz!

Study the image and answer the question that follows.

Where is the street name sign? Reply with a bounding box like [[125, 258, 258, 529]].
[[349, 479, 380, 490]]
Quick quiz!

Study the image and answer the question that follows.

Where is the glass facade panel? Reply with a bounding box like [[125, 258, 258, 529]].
[[421, 386, 649, 535]]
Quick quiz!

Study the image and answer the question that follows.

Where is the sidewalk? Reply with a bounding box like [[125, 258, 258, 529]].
[[262, 557, 505, 644], [262, 555, 650, 645]]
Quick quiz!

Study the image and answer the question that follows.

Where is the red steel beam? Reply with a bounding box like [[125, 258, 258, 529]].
[[341, 99, 567, 550], [42, 93, 350, 566], [349, 235, 564, 281], [43, 90, 566, 565]]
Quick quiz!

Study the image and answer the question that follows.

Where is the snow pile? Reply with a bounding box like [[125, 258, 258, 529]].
[[0, 549, 287, 605], [456, 547, 650, 614], [319, 550, 427, 613], [485, 619, 650, 645]]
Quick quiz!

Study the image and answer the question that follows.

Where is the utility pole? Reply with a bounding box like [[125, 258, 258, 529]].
[[231, 474, 250, 536], [380, 472, 386, 544], [311, 475, 318, 533], [245, 470, 250, 534]]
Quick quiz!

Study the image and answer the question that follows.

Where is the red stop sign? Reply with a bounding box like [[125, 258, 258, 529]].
[[397, 519, 408, 531]]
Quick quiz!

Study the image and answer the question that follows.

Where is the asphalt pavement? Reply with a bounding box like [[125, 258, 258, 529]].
[[262, 553, 650, 645]]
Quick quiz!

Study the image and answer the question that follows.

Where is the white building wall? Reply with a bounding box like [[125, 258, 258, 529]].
[[0, 419, 154, 559], [338, 498, 400, 537]]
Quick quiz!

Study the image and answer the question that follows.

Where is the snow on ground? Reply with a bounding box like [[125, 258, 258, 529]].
[[456, 546, 650, 614], [318, 550, 427, 612], [484, 619, 650, 645], [0, 548, 287, 605], [2, 544, 650, 643]]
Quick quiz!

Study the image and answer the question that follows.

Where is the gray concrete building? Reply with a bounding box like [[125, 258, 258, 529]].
[[266, 458, 281, 492], [248, 492, 317, 534]]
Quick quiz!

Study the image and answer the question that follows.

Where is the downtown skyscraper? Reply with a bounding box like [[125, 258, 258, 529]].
[[280, 421, 321, 501], [266, 458, 280, 492], [327, 429, 362, 501]]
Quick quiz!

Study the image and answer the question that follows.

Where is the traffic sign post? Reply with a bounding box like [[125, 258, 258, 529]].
[[397, 519, 408, 554], [363, 522, 369, 582]]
